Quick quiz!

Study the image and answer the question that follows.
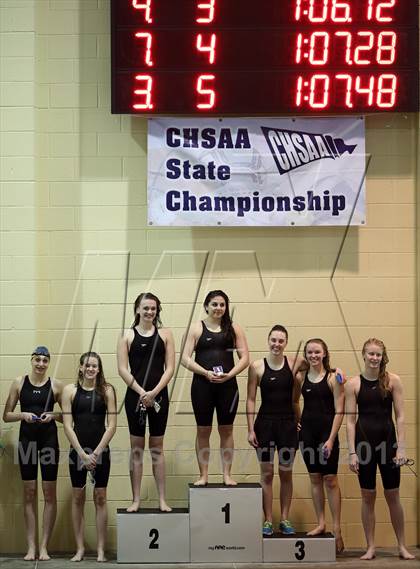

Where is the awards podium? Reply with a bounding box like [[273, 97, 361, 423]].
[[117, 483, 336, 563]]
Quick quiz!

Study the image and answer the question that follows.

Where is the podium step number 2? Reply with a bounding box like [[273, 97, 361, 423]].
[[116, 508, 190, 563]]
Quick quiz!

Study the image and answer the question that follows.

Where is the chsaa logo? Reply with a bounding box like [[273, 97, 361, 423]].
[[261, 127, 357, 175]]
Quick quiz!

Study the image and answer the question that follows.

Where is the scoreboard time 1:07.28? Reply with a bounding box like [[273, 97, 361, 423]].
[[111, 0, 419, 114]]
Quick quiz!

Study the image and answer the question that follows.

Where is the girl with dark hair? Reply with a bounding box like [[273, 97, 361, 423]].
[[345, 339, 414, 560], [3, 346, 63, 561], [295, 338, 344, 553], [181, 290, 249, 486], [117, 292, 175, 512], [247, 325, 304, 536], [62, 352, 116, 562]]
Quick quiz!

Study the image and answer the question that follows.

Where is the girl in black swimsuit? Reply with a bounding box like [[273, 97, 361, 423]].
[[296, 338, 344, 553], [3, 346, 63, 561], [182, 290, 249, 486], [247, 325, 303, 536], [345, 338, 414, 560], [117, 292, 175, 512], [62, 352, 116, 562]]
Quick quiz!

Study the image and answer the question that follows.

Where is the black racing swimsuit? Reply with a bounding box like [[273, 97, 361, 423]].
[[191, 321, 238, 426], [254, 357, 298, 464], [355, 375, 400, 490], [125, 327, 169, 437], [299, 372, 339, 475], [69, 384, 110, 488], [18, 375, 59, 481]]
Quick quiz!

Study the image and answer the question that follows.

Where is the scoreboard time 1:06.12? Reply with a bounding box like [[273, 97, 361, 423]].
[[111, 0, 419, 114]]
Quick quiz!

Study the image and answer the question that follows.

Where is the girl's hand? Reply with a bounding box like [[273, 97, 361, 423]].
[[322, 439, 333, 459], [39, 412, 54, 423], [349, 453, 359, 474], [22, 412, 39, 423], [81, 451, 97, 470], [206, 370, 221, 382], [247, 431, 259, 448], [210, 372, 229, 383], [141, 391, 156, 407], [393, 448, 407, 467]]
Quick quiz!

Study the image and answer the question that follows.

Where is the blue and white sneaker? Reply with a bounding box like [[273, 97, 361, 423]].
[[279, 519, 296, 535], [262, 521, 274, 536]]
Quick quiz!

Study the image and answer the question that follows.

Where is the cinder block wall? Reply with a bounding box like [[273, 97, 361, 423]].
[[0, 0, 418, 554]]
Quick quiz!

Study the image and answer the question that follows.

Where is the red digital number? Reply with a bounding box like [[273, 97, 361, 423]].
[[377, 74, 397, 107], [296, 32, 330, 65], [335, 31, 353, 64], [196, 0, 216, 23], [335, 73, 397, 108], [196, 33, 217, 64], [295, 1, 351, 23], [296, 74, 330, 107], [309, 0, 329, 22], [331, 1, 351, 22], [354, 31, 374, 65], [133, 75, 153, 109], [310, 74, 330, 107], [132, 0, 152, 23], [135, 32, 154, 66], [367, 0, 396, 22], [196, 75, 216, 109], [377, 31, 396, 64], [355, 75, 375, 105], [334, 31, 397, 66], [297, 73, 398, 109], [296, 76, 304, 106], [310, 32, 330, 64], [335, 74, 354, 107]]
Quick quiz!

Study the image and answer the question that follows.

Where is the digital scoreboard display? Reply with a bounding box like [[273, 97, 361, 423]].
[[111, 0, 419, 114]]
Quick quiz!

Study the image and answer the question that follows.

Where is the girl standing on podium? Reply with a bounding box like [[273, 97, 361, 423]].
[[295, 338, 344, 553], [62, 351, 117, 562], [247, 325, 303, 537], [181, 290, 249, 486], [345, 338, 414, 560], [117, 292, 175, 512]]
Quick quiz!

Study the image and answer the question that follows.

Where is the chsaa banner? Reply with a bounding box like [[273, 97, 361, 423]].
[[147, 117, 366, 227]]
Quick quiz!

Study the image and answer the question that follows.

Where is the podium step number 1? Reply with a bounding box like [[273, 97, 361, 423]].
[[189, 483, 263, 562]]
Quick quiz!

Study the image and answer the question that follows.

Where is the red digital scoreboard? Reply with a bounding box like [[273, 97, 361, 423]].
[[111, 0, 419, 114]]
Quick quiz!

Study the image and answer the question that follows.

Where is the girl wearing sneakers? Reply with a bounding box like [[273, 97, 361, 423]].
[[247, 325, 303, 536], [295, 338, 345, 554]]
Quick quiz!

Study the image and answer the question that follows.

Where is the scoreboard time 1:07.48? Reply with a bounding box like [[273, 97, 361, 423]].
[[111, 0, 419, 114]]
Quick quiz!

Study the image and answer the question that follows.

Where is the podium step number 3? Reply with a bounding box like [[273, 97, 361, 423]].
[[263, 532, 336, 563]]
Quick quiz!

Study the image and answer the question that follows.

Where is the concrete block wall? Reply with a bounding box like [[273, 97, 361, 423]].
[[0, 0, 418, 554]]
